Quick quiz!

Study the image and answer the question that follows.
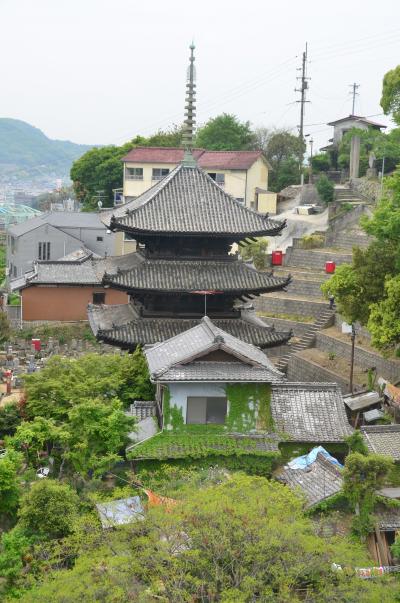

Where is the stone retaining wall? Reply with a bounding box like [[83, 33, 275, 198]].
[[260, 316, 311, 338], [256, 295, 327, 319], [287, 354, 352, 393], [334, 314, 371, 342], [316, 332, 400, 383], [350, 178, 381, 203], [286, 278, 323, 298], [284, 247, 352, 270]]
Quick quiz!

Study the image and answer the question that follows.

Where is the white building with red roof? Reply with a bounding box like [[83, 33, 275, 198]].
[[121, 147, 276, 214]]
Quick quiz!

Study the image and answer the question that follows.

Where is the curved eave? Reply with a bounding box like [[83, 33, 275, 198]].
[[109, 216, 286, 239]]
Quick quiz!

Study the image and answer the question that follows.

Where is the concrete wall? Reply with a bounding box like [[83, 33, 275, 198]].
[[123, 162, 176, 198], [256, 295, 327, 318], [166, 382, 227, 426], [316, 332, 400, 383], [57, 226, 114, 257], [8, 224, 82, 278], [260, 315, 311, 338], [284, 247, 352, 270], [21, 286, 128, 321], [114, 232, 137, 256], [287, 354, 351, 393]]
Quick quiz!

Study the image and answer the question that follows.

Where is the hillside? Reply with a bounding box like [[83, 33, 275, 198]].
[[0, 118, 93, 181]]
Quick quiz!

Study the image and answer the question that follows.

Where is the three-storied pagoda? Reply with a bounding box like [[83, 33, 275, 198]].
[[88, 45, 291, 350]]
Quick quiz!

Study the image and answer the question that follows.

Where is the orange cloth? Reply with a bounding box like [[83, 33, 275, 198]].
[[143, 489, 177, 510]]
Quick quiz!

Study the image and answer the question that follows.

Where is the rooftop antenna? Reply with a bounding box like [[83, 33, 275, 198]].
[[181, 42, 197, 167]]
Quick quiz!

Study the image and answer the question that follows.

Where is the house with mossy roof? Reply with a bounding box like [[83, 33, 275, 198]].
[[127, 317, 353, 464]]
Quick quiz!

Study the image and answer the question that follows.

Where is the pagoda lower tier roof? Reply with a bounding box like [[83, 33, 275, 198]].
[[103, 164, 286, 238], [88, 303, 292, 350], [103, 256, 291, 294]]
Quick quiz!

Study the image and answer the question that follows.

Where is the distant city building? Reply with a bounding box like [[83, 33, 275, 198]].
[[6, 211, 115, 280], [0, 203, 41, 231], [120, 147, 277, 214]]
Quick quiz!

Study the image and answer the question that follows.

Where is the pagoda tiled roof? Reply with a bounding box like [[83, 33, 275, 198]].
[[106, 165, 285, 237], [103, 255, 291, 294], [88, 303, 291, 350]]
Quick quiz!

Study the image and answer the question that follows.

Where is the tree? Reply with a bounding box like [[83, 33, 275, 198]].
[[367, 274, 400, 350], [0, 526, 33, 594], [18, 480, 79, 539], [0, 450, 23, 518], [0, 311, 11, 343], [316, 173, 334, 203], [338, 127, 400, 176], [321, 241, 397, 326], [311, 153, 331, 172], [239, 238, 268, 270], [254, 128, 304, 191], [381, 64, 400, 125], [195, 113, 256, 150], [0, 402, 22, 438], [343, 452, 393, 537]]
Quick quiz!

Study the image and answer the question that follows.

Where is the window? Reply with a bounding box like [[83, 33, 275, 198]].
[[126, 167, 143, 180], [208, 172, 225, 187], [92, 292, 105, 305], [13, 265, 17, 277], [236, 197, 244, 204], [124, 232, 136, 241], [96, 236, 103, 242], [152, 168, 169, 180], [186, 397, 227, 425], [38, 242, 50, 261]]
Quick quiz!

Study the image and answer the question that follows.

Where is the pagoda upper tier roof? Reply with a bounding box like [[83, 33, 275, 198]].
[[88, 303, 291, 350], [105, 164, 285, 237], [103, 253, 291, 294]]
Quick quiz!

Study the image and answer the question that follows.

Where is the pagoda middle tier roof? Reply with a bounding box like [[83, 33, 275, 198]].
[[106, 164, 285, 237], [88, 303, 292, 350], [103, 254, 291, 294]]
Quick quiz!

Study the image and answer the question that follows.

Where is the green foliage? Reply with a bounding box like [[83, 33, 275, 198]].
[[381, 64, 400, 125], [338, 126, 400, 175], [0, 311, 11, 343], [225, 383, 273, 432], [343, 452, 393, 536], [321, 241, 397, 326], [300, 233, 325, 249], [14, 322, 97, 344], [195, 113, 255, 150], [0, 243, 5, 284], [311, 153, 331, 172], [18, 480, 79, 539], [346, 430, 369, 455], [255, 128, 304, 191], [0, 403, 22, 438], [239, 237, 268, 269], [316, 173, 334, 203], [23, 351, 154, 420], [7, 293, 20, 306], [0, 526, 33, 593], [0, 450, 23, 518], [368, 274, 400, 350]]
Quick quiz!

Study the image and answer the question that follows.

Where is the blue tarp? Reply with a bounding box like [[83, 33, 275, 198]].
[[287, 446, 343, 470]]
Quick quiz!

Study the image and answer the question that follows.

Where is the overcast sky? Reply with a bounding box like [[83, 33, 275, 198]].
[[1, 0, 400, 153]]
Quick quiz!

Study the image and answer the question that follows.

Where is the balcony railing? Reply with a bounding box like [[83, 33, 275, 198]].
[[126, 174, 143, 180]]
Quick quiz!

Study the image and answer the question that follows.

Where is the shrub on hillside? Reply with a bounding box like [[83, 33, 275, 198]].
[[316, 174, 335, 203]]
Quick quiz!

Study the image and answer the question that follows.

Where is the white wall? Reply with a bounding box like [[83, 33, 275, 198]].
[[166, 382, 227, 426]]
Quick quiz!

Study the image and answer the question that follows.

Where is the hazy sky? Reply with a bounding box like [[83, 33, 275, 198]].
[[1, 0, 400, 152]]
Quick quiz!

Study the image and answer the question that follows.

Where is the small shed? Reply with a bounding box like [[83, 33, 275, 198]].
[[96, 496, 144, 529], [361, 425, 400, 461]]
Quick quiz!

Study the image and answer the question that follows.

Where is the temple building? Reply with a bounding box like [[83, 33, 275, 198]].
[[88, 45, 291, 350]]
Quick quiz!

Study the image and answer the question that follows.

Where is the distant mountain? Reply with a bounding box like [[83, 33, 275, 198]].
[[0, 118, 93, 182]]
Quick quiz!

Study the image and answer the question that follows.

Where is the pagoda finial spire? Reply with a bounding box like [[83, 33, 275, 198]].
[[181, 42, 197, 167]]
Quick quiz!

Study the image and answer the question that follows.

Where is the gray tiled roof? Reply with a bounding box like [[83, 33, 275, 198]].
[[104, 256, 291, 293], [158, 361, 284, 383], [11, 252, 139, 290], [106, 165, 285, 237], [8, 211, 105, 237], [88, 303, 291, 349], [375, 505, 400, 531], [271, 383, 353, 442], [361, 425, 400, 460], [278, 453, 343, 508], [145, 316, 284, 380]]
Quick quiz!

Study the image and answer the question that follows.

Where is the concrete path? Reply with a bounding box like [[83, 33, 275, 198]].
[[269, 207, 329, 253]]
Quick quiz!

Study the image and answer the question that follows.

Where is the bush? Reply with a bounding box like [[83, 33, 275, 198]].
[[311, 153, 331, 172], [0, 311, 11, 343], [300, 233, 325, 249], [239, 238, 268, 270], [18, 480, 79, 539], [316, 174, 335, 203]]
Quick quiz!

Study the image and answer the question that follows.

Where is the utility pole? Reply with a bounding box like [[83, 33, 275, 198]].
[[308, 137, 314, 184], [349, 83, 360, 115], [349, 324, 356, 394], [295, 43, 310, 183]]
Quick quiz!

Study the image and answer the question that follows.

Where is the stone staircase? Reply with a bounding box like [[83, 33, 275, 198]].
[[334, 187, 364, 203], [275, 308, 335, 373]]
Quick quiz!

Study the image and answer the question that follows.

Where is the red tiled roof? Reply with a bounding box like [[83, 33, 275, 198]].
[[122, 147, 265, 170], [122, 147, 203, 164], [198, 150, 264, 170]]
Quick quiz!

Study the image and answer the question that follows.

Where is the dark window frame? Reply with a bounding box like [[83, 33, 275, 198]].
[[92, 291, 106, 305]]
